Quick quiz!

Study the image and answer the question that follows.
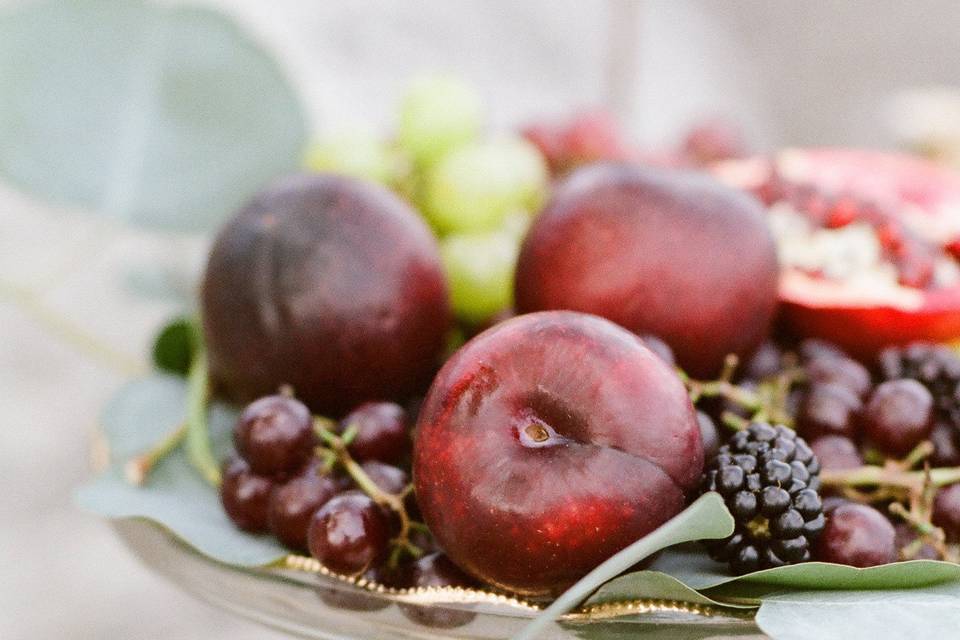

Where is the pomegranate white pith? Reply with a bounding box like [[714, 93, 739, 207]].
[[716, 148, 960, 356]]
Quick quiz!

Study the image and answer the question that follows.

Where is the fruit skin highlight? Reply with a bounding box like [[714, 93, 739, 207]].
[[515, 163, 779, 377], [201, 173, 451, 416], [412, 311, 703, 595]]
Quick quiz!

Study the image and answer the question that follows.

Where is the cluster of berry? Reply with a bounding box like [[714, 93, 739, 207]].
[[218, 393, 476, 625], [695, 336, 960, 573]]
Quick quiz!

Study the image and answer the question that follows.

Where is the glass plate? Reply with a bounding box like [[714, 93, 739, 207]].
[[113, 519, 767, 639]]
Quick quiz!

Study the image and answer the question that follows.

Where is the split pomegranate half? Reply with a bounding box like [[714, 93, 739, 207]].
[[715, 148, 960, 359]]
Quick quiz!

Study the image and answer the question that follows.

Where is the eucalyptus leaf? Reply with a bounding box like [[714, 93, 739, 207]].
[[152, 316, 200, 376], [652, 546, 960, 597], [512, 492, 735, 640], [755, 583, 960, 640], [584, 570, 755, 610], [74, 375, 288, 566], [0, 0, 307, 231]]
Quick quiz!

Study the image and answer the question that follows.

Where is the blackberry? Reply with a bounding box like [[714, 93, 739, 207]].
[[878, 343, 960, 428], [701, 422, 824, 574]]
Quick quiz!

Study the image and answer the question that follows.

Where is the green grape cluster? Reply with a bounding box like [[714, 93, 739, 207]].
[[303, 74, 550, 326]]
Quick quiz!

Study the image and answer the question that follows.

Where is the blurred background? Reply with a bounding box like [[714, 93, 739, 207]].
[[4, 1, 960, 638]]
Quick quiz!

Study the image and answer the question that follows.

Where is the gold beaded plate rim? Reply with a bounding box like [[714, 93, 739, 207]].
[[277, 552, 754, 621]]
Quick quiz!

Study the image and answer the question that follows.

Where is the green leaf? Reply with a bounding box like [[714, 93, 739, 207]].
[[585, 570, 755, 610], [511, 493, 735, 640], [152, 316, 199, 376], [651, 546, 960, 600], [755, 583, 960, 640], [0, 0, 307, 231], [74, 375, 288, 566]]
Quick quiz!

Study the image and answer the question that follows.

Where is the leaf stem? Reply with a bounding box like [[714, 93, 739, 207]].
[[0, 280, 144, 376], [185, 349, 221, 487], [124, 421, 187, 485]]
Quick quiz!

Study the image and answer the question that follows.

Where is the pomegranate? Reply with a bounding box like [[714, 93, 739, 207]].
[[716, 148, 960, 359]]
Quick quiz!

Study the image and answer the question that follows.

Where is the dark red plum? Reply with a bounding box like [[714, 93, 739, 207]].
[[201, 173, 451, 416], [515, 164, 779, 377], [413, 311, 703, 595]]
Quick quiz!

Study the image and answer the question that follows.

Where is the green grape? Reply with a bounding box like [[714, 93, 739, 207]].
[[441, 230, 520, 325], [304, 129, 400, 184], [424, 137, 548, 235], [398, 74, 482, 168]]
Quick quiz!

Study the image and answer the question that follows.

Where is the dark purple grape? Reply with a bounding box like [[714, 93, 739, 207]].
[[358, 460, 410, 533], [398, 553, 478, 628], [861, 379, 933, 456], [640, 334, 675, 367], [696, 411, 721, 459], [308, 491, 389, 576], [796, 383, 861, 440], [810, 435, 863, 471], [268, 471, 340, 551], [743, 341, 783, 380], [805, 356, 871, 398], [933, 483, 960, 541], [820, 496, 850, 514], [340, 402, 409, 464], [360, 460, 410, 495], [234, 395, 315, 476], [220, 456, 274, 532], [798, 338, 846, 362], [930, 422, 960, 466], [814, 503, 896, 567], [894, 522, 940, 560]]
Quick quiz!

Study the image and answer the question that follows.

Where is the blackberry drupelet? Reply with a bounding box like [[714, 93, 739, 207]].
[[701, 422, 825, 574]]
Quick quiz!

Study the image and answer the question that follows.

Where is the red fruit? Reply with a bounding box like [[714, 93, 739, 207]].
[[931, 422, 960, 466], [809, 435, 863, 471], [742, 341, 783, 380], [201, 173, 451, 416], [234, 395, 314, 477], [515, 164, 779, 377], [220, 456, 274, 533], [412, 311, 703, 595], [814, 503, 896, 567], [861, 379, 933, 456], [521, 110, 634, 175], [933, 483, 960, 541], [340, 402, 409, 464], [307, 491, 389, 576], [716, 148, 960, 359], [681, 118, 747, 167], [268, 472, 340, 551], [804, 356, 872, 398], [796, 383, 861, 440]]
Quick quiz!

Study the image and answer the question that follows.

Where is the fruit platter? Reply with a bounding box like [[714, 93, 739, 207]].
[[77, 77, 960, 639]]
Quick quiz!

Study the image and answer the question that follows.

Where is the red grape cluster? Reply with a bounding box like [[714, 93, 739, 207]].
[[695, 337, 960, 568], [219, 394, 476, 621]]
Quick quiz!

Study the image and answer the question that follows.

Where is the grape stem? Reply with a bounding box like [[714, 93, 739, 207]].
[[314, 420, 422, 566], [682, 355, 802, 429], [821, 464, 960, 491]]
